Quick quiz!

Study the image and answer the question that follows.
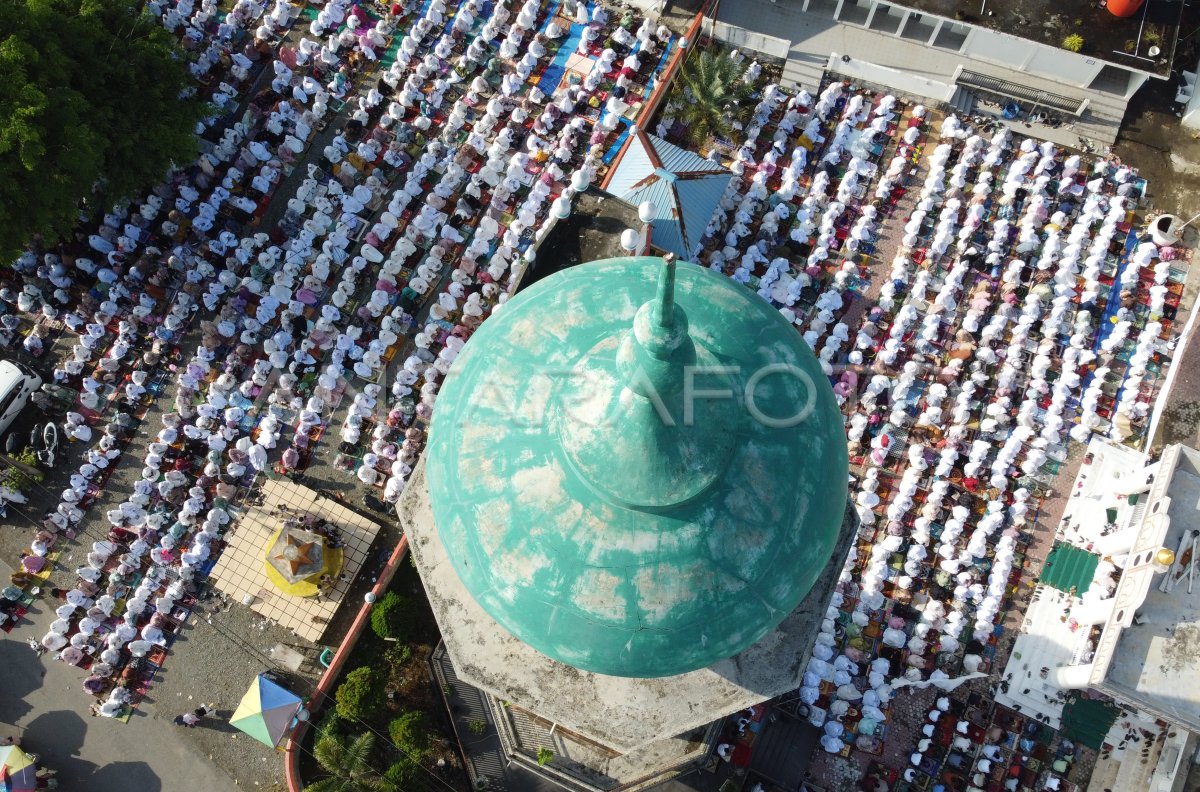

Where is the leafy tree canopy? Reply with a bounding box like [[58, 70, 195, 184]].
[[0, 0, 206, 260], [371, 591, 417, 641], [388, 711, 430, 758]]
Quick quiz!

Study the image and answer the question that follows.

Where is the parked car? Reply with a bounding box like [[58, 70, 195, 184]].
[[0, 359, 42, 438]]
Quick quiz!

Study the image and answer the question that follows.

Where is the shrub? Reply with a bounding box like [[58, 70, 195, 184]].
[[384, 643, 412, 670], [388, 710, 429, 756], [468, 719, 487, 735], [371, 591, 416, 640], [1062, 34, 1084, 52], [384, 759, 421, 788], [2, 448, 42, 490], [0, 468, 22, 491], [335, 666, 386, 720], [315, 710, 343, 742], [537, 747, 554, 766]]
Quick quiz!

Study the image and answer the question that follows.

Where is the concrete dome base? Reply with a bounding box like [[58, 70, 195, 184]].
[[400, 458, 857, 754]]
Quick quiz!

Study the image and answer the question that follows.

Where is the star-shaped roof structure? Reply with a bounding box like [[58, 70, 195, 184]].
[[266, 527, 325, 583], [605, 130, 731, 259]]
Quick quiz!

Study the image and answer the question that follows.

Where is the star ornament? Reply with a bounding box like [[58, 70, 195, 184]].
[[275, 534, 318, 576]]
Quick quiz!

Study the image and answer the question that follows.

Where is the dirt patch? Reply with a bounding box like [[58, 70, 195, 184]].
[[1162, 623, 1200, 675], [1114, 34, 1200, 220], [1158, 399, 1200, 447]]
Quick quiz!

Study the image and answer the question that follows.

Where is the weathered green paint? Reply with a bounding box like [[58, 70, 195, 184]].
[[426, 256, 848, 678]]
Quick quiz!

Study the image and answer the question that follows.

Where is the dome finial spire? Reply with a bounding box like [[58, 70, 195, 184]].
[[651, 253, 677, 329]]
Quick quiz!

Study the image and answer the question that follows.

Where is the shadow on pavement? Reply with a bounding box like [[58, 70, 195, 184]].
[[0, 634, 43, 725], [88, 760, 163, 791], [207, 709, 239, 734], [23, 709, 96, 785]]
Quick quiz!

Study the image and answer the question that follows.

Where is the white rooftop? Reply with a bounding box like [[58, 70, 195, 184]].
[[996, 438, 1148, 727], [1095, 445, 1200, 732], [1054, 438, 1151, 550], [994, 585, 1075, 728], [1087, 714, 1190, 792]]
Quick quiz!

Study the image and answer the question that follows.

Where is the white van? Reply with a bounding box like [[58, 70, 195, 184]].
[[0, 360, 42, 437]]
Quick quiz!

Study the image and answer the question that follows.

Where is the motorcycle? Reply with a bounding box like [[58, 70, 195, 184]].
[[28, 423, 43, 458]]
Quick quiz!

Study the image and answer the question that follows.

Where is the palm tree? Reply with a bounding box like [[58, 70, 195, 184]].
[[305, 732, 392, 792], [671, 50, 757, 153]]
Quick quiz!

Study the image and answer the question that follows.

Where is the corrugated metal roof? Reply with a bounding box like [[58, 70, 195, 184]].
[[605, 131, 730, 259], [645, 134, 728, 178], [673, 175, 731, 256], [604, 130, 659, 198]]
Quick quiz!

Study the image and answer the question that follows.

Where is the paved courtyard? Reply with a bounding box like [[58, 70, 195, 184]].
[[0, 582, 242, 791]]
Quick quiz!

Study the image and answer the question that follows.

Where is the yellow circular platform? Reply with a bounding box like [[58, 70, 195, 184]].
[[263, 527, 344, 597]]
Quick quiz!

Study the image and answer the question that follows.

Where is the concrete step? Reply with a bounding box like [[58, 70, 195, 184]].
[[948, 87, 976, 115], [782, 52, 827, 93], [509, 709, 556, 752]]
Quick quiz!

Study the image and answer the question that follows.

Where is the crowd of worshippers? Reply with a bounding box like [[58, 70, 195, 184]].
[[2, 0, 678, 709], [653, 54, 1176, 756], [280, 510, 345, 550]]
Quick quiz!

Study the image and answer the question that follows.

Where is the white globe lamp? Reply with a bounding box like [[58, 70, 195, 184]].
[[620, 229, 639, 253]]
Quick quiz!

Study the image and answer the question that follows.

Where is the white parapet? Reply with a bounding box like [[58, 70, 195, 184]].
[[1052, 662, 1095, 691]]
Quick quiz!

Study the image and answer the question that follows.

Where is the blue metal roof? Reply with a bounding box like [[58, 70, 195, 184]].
[[606, 132, 730, 259]]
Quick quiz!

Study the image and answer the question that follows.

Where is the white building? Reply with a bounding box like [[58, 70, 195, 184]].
[[700, 0, 1183, 146], [1000, 439, 1200, 792], [1058, 443, 1200, 733]]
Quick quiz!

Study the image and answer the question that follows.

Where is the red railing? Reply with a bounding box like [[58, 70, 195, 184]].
[[283, 535, 409, 791], [600, 7, 709, 191]]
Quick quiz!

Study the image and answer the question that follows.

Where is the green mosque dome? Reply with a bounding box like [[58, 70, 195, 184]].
[[426, 255, 848, 678]]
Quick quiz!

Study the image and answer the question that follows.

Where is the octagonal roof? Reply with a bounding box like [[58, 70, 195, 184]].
[[426, 255, 848, 678]]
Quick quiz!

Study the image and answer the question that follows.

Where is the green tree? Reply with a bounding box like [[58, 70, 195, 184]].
[[388, 711, 430, 758], [335, 667, 386, 721], [305, 732, 390, 792], [370, 591, 416, 641], [670, 50, 756, 153], [0, 0, 207, 260]]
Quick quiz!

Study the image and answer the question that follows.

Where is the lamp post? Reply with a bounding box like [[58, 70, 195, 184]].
[[637, 200, 655, 254]]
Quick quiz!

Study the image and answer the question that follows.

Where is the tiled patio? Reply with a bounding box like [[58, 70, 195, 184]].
[[209, 477, 381, 642]]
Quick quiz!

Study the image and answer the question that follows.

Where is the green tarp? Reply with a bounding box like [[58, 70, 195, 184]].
[[1060, 694, 1121, 750], [1040, 542, 1100, 596]]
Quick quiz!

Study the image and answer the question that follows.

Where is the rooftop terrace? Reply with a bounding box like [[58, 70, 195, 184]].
[[1103, 445, 1200, 731], [885, 0, 1184, 76]]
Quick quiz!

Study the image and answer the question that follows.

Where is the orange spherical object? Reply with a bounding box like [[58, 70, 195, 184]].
[[1106, 0, 1145, 17]]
